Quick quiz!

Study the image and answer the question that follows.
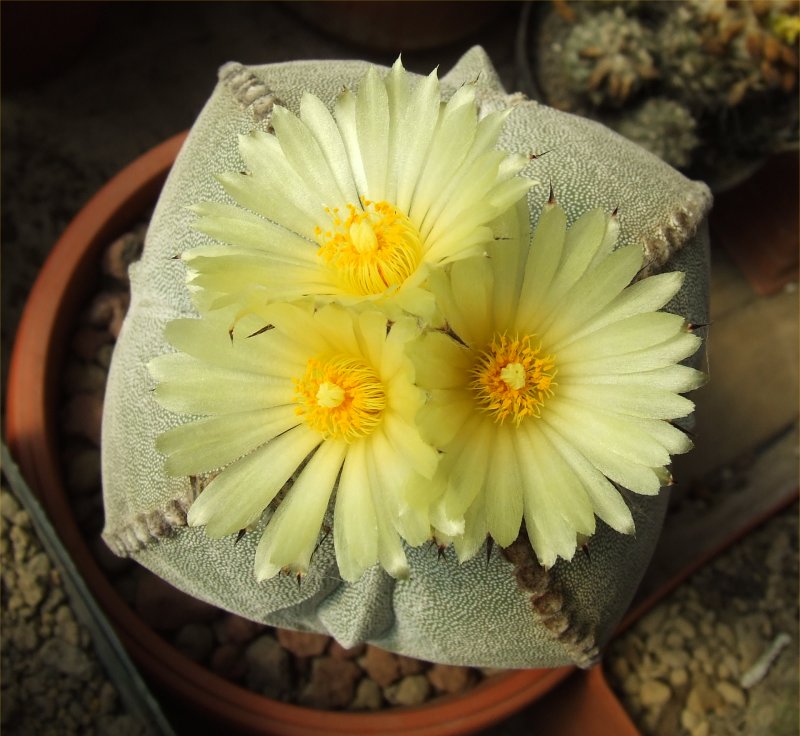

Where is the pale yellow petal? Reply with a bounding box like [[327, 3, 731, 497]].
[[150, 354, 293, 414], [188, 425, 322, 537], [394, 68, 440, 214], [300, 92, 361, 206], [557, 311, 686, 365], [334, 89, 367, 196], [547, 397, 671, 469], [271, 105, 348, 208], [356, 66, 390, 200], [550, 271, 686, 353], [542, 401, 663, 495], [567, 364, 706, 393], [416, 388, 474, 447], [406, 331, 472, 390], [539, 422, 635, 535], [409, 85, 477, 229], [484, 423, 524, 547], [382, 413, 439, 480], [514, 422, 578, 568], [513, 203, 567, 332], [190, 201, 318, 262], [158, 405, 299, 476], [453, 491, 488, 563], [558, 382, 695, 420], [433, 415, 492, 522], [384, 57, 411, 205], [546, 209, 609, 303], [537, 244, 644, 343], [560, 331, 701, 377], [333, 441, 378, 582], [447, 256, 495, 347], [254, 439, 347, 578], [365, 448, 410, 579]]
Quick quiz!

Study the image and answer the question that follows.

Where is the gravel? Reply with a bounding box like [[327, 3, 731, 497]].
[[0, 486, 149, 736], [606, 503, 799, 736]]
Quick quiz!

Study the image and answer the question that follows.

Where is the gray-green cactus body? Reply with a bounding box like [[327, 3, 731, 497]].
[[101, 47, 711, 668]]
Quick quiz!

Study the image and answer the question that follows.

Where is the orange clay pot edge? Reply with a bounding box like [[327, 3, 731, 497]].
[[4, 133, 572, 736]]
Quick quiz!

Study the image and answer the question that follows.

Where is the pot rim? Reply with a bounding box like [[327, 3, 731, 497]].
[[5, 132, 574, 735]]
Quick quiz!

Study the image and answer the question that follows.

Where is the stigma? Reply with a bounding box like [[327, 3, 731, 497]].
[[316, 197, 423, 296], [470, 334, 556, 426]]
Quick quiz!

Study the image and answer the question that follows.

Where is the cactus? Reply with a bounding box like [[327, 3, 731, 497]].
[[562, 7, 658, 107], [532, 0, 799, 185], [657, 1, 799, 109], [101, 48, 711, 669], [611, 98, 700, 169]]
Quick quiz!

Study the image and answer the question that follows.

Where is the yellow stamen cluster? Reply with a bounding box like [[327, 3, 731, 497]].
[[294, 355, 387, 441], [470, 334, 557, 426], [316, 197, 423, 296]]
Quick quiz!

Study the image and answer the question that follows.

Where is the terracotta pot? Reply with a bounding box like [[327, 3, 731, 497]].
[[5, 133, 581, 735]]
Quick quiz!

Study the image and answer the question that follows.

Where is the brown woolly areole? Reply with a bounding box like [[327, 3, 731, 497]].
[[502, 533, 599, 669]]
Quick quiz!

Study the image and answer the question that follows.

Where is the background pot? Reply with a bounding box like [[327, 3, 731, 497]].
[[6, 133, 578, 736]]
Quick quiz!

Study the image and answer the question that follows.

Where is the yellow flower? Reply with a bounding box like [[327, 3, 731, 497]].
[[148, 304, 438, 582], [408, 199, 706, 568], [183, 58, 531, 326]]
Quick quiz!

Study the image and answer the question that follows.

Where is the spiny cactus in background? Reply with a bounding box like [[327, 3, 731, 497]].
[[533, 0, 800, 186], [657, 0, 799, 109], [562, 7, 658, 107], [611, 98, 700, 169]]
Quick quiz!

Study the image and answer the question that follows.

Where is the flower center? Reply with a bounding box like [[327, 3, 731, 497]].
[[470, 334, 557, 426], [316, 197, 423, 296], [294, 355, 386, 441]]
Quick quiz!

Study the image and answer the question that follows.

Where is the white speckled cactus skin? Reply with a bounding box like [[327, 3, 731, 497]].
[[101, 47, 711, 669]]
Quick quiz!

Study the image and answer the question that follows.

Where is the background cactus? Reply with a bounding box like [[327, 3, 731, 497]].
[[562, 7, 658, 107], [531, 0, 799, 188], [610, 98, 700, 169]]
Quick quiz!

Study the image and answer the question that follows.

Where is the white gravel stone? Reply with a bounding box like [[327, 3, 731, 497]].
[[669, 668, 688, 688], [640, 679, 672, 707], [1, 487, 148, 734], [716, 680, 746, 708]]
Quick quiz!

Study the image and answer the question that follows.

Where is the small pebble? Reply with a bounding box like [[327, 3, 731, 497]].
[[275, 628, 329, 658], [669, 668, 688, 688], [328, 640, 366, 660], [175, 623, 215, 663], [214, 614, 263, 646], [715, 680, 746, 708], [102, 230, 146, 283], [63, 361, 108, 396], [1, 491, 21, 521], [298, 657, 360, 709], [71, 328, 113, 363], [349, 677, 383, 711], [244, 635, 290, 696], [62, 394, 104, 446], [361, 645, 401, 688], [396, 653, 427, 676], [210, 644, 247, 681], [640, 679, 672, 708], [672, 617, 697, 640], [427, 663, 475, 694], [384, 675, 431, 707]]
